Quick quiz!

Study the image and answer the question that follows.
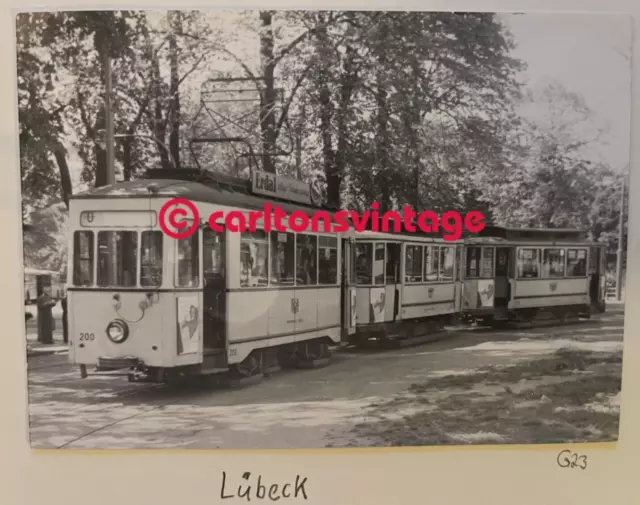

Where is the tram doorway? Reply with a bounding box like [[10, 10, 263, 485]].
[[494, 247, 512, 315], [203, 227, 226, 351]]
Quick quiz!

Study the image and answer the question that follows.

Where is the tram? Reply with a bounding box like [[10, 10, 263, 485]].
[[350, 229, 462, 347], [461, 226, 607, 326], [66, 168, 357, 383]]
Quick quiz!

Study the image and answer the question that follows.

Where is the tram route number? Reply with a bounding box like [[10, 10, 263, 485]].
[[557, 449, 587, 470], [79, 333, 95, 342]]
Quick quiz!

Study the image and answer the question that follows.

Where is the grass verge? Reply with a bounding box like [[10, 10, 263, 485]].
[[349, 347, 622, 447]]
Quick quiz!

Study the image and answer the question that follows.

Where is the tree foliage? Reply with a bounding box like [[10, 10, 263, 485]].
[[17, 10, 628, 272]]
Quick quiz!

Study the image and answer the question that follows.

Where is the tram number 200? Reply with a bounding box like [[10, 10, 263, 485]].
[[79, 333, 95, 341]]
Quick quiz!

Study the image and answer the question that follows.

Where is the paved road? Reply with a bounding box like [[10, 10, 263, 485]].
[[27, 308, 624, 449]]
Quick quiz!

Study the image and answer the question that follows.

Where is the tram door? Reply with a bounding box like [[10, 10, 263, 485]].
[[385, 242, 401, 321], [589, 245, 606, 312], [494, 247, 512, 316], [341, 238, 356, 342], [202, 227, 226, 351]]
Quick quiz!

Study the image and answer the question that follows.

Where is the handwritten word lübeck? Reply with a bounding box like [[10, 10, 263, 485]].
[[220, 471, 308, 501]]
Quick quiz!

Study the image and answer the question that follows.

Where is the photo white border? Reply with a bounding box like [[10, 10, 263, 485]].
[[1, 1, 637, 504]]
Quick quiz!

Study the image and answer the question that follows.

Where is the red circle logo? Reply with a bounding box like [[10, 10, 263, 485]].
[[159, 198, 199, 239]]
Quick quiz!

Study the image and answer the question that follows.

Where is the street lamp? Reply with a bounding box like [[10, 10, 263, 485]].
[[95, 129, 177, 169]]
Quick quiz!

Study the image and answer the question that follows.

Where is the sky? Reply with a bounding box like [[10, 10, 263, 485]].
[[501, 12, 632, 171]]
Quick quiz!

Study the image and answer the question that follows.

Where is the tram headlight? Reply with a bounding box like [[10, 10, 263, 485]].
[[106, 319, 129, 344]]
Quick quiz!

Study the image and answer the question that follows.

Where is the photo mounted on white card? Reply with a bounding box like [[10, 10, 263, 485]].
[[17, 9, 630, 450]]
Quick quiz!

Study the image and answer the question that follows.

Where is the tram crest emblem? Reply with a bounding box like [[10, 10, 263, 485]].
[[549, 282, 558, 292], [428, 287, 434, 298], [291, 298, 300, 314]]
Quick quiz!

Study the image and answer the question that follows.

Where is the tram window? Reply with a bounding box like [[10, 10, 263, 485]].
[[319, 236, 338, 285], [240, 231, 269, 287], [405, 245, 423, 283], [599, 247, 607, 274], [566, 248, 587, 277], [517, 248, 539, 279], [296, 234, 318, 286], [481, 247, 494, 278], [140, 231, 163, 287], [465, 246, 481, 278], [439, 246, 455, 281], [73, 231, 94, 286], [270, 231, 295, 285], [176, 234, 199, 288], [203, 228, 223, 277], [355, 243, 373, 284], [97, 231, 138, 287], [385, 243, 400, 284], [374, 243, 385, 285], [455, 247, 461, 281], [423, 246, 439, 281], [542, 248, 565, 278]]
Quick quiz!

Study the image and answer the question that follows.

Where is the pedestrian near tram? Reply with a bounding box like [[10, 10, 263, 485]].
[[36, 291, 56, 345], [61, 293, 68, 344]]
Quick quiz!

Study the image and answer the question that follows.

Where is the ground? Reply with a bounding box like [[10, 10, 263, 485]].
[[26, 304, 624, 449]]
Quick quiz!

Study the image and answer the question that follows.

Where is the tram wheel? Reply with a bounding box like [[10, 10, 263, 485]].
[[233, 350, 264, 378]]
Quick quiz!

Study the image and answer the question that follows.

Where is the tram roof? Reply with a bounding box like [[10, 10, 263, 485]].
[[71, 169, 335, 218], [477, 225, 588, 242], [70, 168, 460, 240]]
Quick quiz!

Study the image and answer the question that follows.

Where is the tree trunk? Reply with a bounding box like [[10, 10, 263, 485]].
[[169, 11, 181, 169], [259, 11, 277, 174], [151, 57, 170, 169], [53, 143, 72, 209], [93, 105, 108, 188], [315, 14, 336, 206]]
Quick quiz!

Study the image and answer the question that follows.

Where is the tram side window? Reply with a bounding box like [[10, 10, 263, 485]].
[[140, 231, 163, 287], [542, 248, 565, 278], [439, 246, 455, 281], [296, 234, 318, 286], [73, 231, 94, 286], [424, 246, 439, 281], [97, 231, 138, 287], [270, 232, 295, 285], [319, 236, 338, 285], [566, 248, 587, 277], [481, 247, 494, 278], [517, 248, 540, 279], [355, 243, 373, 284], [385, 243, 400, 284], [465, 246, 481, 278], [203, 228, 223, 278], [176, 234, 199, 288], [374, 243, 385, 285], [405, 245, 423, 283], [455, 246, 462, 281], [240, 231, 269, 287]]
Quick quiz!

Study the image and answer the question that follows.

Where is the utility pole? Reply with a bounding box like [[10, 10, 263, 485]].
[[104, 41, 115, 185], [616, 177, 625, 301]]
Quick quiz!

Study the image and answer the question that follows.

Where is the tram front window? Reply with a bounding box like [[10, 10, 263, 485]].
[[141, 231, 163, 287], [97, 231, 138, 287], [73, 231, 94, 286]]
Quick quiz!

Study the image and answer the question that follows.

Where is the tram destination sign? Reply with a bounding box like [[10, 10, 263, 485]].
[[251, 170, 316, 206]]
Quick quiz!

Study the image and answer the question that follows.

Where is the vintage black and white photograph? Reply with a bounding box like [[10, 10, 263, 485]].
[[18, 10, 630, 449]]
